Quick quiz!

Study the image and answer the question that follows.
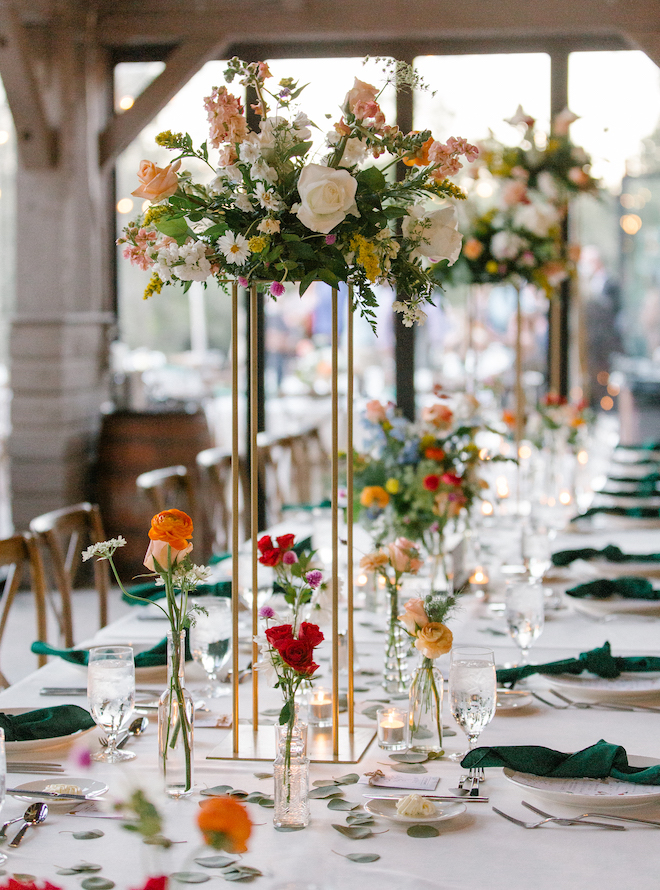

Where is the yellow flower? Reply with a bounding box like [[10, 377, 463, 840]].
[[485, 260, 499, 274], [419, 434, 436, 449], [248, 235, 267, 253], [385, 478, 400, 494], [350, 234, 381, 283], [143, 205, 169, 227], [360, 486, 389, 509], [143, 273, 164, 300]]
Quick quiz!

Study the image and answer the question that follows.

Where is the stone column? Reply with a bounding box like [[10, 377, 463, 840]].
[[8, 27, 114, 530]]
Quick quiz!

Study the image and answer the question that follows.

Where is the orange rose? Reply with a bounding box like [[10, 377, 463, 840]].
[[132, 159, 181, 203], [359, 551, 389, 572], [414, 622, 453, 659], [144, 509, 193, 571], [360, 486, 389, 509], [197, 797, 252, 853]]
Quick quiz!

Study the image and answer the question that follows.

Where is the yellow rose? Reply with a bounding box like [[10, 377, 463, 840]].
[[385, 478, 400, 494], [132, 159, 181, 203], [414, 623, 453, 659]]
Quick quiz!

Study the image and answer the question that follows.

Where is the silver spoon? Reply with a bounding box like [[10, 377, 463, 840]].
[[0, 815, 25, 841], [116, 715, 149, 749], [9, 802, 48, 848]]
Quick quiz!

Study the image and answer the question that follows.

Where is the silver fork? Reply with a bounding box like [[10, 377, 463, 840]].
[[492, 806, 626, 830], [469, 767, 485, 797], [522, 800, 660, 827], [550, 690, 660, 713]]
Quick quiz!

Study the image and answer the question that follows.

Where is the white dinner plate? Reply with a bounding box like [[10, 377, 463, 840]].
[[546, 672, 660, 701], [68, 642, 168, 683], [10, 778, 108, 810], [504, 755, 660, 808], [496, 689, 533, 711], [364, 798, 466, 823], [589, 560, 660, 580], [568, 595, 660, 617], [2, 708, 97, 754]]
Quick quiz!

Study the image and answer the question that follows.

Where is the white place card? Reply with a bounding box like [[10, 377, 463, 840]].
[[358, 772, 440, 791]]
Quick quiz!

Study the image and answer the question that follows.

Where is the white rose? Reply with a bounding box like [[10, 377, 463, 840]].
[[402, 203, 462, 265], [513, 200, 560, 238], [294, 163, 359, 234], [536, 171, 559, 202], [491, 230, 527, 260]]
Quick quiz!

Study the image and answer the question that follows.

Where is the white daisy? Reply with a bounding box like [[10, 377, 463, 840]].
[[217, 231, 250, 265], [255, 182, 282, 211]]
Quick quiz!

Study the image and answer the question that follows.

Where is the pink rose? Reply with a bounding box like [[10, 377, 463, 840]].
[[365, 400, 388, 423], [343, 78, 379, 116], [132, 160, 181, 203], [387, 537, 423, 575], [500, 179, 528, 207], [422, 403, 453, 430], [143, 537, 193, 572], [398, 597, 429, 634]]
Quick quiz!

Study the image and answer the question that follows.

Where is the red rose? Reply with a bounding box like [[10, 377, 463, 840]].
[[277, 638, 317, 675], [441, 472, 462, 486], [298, 622, 324, 648], [258, 547, 282, 567], [257, 535, 274, 554], [265, 624, 294, 649], [276, 533, 295, 551], [423, 474, 441, 492]]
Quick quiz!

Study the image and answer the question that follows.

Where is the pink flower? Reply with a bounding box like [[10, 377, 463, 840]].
[[365, 400, 388, 423], [306, 570, 323, 589], [344, 78, 379, 115], [282, 550, 298, 565], [387, 537, 423, 575], [259, 605, 277, 619], [144, 538, 193, 572], [204, 86, 248, 148], [501, 179, 529, 207], [270, 281, 285, 297], [238, 276, 249, 287], [325, 234, 337, 245], [398, 597, 429, 634], [422, 403, 453, 430]]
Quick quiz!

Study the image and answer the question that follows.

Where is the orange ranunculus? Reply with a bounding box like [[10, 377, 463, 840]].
[[463, 238, 484, 261], [403, 135, 434, 167], [414, 622, 453, 659], [131, 159, 181, 203], [197, 797, 252, 853], [424, 446, 446, 461], [144, 509, 194, 571], [360, 486, 389, 510]]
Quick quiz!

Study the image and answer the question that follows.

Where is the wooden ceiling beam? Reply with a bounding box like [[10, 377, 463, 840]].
[[98, 32, 230, 170], [0, 1, 56, 168]]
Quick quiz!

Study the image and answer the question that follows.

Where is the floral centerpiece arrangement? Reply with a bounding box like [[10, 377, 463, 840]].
[[533, 392, 592, 449], [359, 537, 423, 693], [257, 532, 323, 629], [83, 508, 208, 797], [119, 57, 478, 329], [399, 591, 457, 754], [355, 393, 492, 570]]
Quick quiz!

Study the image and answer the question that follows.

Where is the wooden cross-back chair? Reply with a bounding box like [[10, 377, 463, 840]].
[[195, 447, 249, 552], [0, 533, 48, 685], [136, 464, 211, 561], [29, 502, 109, 649], [258, 425, 330, 524]]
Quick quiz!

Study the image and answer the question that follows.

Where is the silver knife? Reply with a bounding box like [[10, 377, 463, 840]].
[[40, 687, 161, 696], [8, 788, 91, 800], [363, 793, 489, 802]]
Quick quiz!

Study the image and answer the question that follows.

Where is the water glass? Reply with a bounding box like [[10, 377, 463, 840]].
[[449, 647, 496, 761], [190, 598, 232, 697], [505, 581, 545, 663], [521, 528, 552, 582], [88, 645, 136, 762]]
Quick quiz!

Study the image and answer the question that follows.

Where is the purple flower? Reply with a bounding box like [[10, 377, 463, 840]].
[[325, 234, 337, 245], [259, 605, 276, 619], [270, 281, 285, 297], [238, 276, 249, 288], [283, 550, 298, 565], [306, 570, 323, 589]]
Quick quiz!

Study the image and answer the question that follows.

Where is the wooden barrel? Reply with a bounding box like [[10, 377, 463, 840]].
[[91, 411, 212, 581]]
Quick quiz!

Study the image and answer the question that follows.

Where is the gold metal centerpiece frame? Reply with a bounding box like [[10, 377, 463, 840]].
[[208, 281, 375, 763]]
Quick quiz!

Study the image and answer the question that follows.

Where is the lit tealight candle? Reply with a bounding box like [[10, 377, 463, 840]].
[[481, 501, 494, 517], [377, 707, 408, 750], [470, 566, 489, 586], [495, 476, 509, 499], [577, 450, 589, 466], [559, 490, 572, 506], [310, 687, 333, 727], [356, 573, 368, 587]]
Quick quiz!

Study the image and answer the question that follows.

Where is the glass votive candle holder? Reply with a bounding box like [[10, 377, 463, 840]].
[[377, 707, 408, 751], [309, 686, 333, 728]]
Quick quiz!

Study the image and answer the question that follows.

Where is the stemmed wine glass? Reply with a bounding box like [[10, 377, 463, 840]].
[[505, 581, 545, 664], [449, 646, 497, 761], [190, 598, 232, 698], [521, 527, 552, 583], [87, 646, 136, 762]]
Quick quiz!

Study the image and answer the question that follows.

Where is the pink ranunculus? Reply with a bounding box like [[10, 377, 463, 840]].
[[365, 400, 388, 423], [143, 537, 193, 572], [387, 537, 423, 575]]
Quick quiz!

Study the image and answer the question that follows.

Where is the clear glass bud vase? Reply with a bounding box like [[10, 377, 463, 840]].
[[383, 587, 411, 694], [158, 630, 194, 798], [273, 707, 309, 829], [408, 657, 444, 755]]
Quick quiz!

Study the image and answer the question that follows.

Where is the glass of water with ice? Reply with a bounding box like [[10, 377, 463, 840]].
[[88, 646, 135, 762], [449, 646, 497, 761], [190, 598, 232, 697], [505, 581, 545, 664]]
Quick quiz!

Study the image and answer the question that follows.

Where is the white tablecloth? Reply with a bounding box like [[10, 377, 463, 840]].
[[0, 520, 660, 889]]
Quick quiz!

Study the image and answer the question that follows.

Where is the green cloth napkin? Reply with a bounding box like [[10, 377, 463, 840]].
[[598, 487, 660, 499], [31, 636, 192, 667], [462, 739, 660, 784], [616, 441, 660, 452], [282, 500, 331, 512], [122, 579, 232, 606], [608, 472, 660, 485], [571, 506, 660, 522], [566, 577, 660, 600], [552, 544, 660, 567], [496, 641, 660, 688], [0, 705, 95, 742]]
